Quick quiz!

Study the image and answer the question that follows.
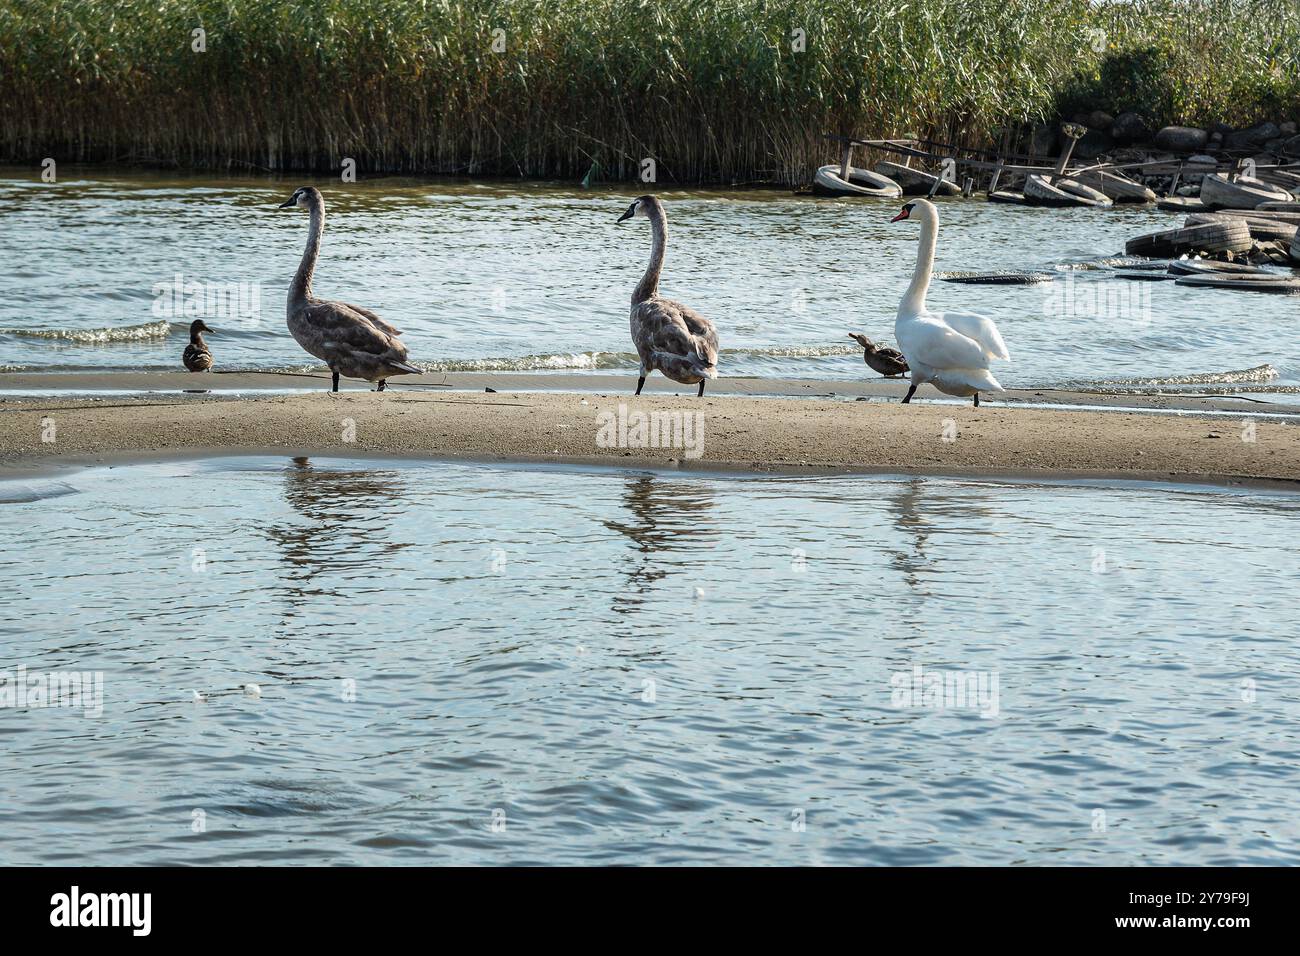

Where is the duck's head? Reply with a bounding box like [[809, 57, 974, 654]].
[[848, 332, 873, 350], [277, 186, 321, 210], [890, 197, 937, 224], [617, 195, 661, 223], [190, 319, 213, 336]]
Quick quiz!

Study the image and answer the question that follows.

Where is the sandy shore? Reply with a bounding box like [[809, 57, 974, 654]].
[[2, 374, 1298, 486]]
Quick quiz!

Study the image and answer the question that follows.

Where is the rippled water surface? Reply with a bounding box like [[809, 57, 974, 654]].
[[2, 457, 1298, 865], [1, 167, 1298, 389]]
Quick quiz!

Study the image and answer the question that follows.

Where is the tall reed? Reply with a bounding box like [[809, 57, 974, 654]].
[[1, 0, 1297, 185]]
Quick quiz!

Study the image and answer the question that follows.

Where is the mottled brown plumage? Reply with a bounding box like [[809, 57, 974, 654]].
[[848, 332, 909, 377], [183, 319, 214, 372], [277, 186, 418, 392], [617, 195, 719, 397]]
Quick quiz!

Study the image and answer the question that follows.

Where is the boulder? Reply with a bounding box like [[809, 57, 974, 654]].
[[1225, 121, 1281, 149], [1087, 110, 1115, 133], [1281, 121, 1298, 136], [1074, 128, 1114, 159], [1155, 125, 1209, 152], [1111, 112, 1151, 144], [1265, 138, 1289, 154], [1284, 134, 1300, 158]]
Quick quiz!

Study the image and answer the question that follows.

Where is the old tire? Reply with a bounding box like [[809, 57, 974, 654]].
[[812, 164, 902, 198], [1200, 172, 1291, 210], [1024, 174, 1113, 207], [1174, 273, 1300, 293], [1165, 259, 1269, 276], [937, 271, 1055, 285], [1157, 197, 1207, 213], [1125, 219, 1252, 257], [873, 161, 962, 196], [1185, 213, 1298, 244]]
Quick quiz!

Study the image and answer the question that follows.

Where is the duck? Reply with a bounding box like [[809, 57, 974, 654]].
[[276, 186, 420, 392], [847, 332, 909, 377], [890, 199, 1009, 407], [617, 195, 719, 396], [183, 319, 214, 372]]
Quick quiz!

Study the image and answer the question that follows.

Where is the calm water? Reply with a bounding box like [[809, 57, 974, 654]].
[[2, 456, 1298, 865], [0, 167, 1297, 390]]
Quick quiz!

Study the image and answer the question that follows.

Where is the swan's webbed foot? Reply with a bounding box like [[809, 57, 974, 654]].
[[377, 379, 386, 392], [901, 384, 917, 404], [634, 376, 646, 396]]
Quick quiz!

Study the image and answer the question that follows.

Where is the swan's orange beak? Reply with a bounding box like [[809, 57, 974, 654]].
[[890, 208, 910, 223]]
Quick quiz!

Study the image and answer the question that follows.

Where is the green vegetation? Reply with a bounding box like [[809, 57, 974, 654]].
[[1, 0, 1297, 185]]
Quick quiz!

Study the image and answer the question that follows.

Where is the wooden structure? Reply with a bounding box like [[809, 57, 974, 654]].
[[819, 130, 1300, 207]]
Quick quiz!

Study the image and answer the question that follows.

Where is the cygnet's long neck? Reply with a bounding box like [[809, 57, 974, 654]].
[[633, 203, 666, 305], [290, 194, 325, 305]]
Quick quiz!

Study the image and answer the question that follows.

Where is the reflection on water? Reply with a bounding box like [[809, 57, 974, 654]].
[[1, 167, 1297, 387], [603, 475, 717, 612], [263, 457, 416, 609], [2, 457, 1300, 865]]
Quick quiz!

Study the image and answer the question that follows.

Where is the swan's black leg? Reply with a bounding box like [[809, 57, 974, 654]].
[[973, 392, 979, 407], [634, 376, 645, 396], [901, 384, 917, 404], [377, 379, 386, 392], [697, 381, 705, 398], [331, 371, 340, 393]]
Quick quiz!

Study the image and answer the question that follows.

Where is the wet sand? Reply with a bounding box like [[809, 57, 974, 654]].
[[2, 373, 1298, 486], [0, 369, 1295, 414]]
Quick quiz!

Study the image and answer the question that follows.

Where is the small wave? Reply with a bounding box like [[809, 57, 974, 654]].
[[0, 320, 173, 344], [1084, 364, 1280, 387], [723, 344, 858, 358], [407, 343, 859, 373], [415, 351, 633, 372], [1054, 257, 1152, 272]]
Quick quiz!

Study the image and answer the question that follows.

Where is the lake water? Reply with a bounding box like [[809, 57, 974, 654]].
[[0, 167, 1297, 392], [2, 456, 1298, 865]]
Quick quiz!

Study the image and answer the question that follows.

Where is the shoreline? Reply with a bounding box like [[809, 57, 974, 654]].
[[2, 378, 1298, 489], [2, 370, 1297, 415]]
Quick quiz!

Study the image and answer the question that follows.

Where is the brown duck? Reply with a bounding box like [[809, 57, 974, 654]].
[[183, 320, 214, 372], [848, 332, 908, 377]]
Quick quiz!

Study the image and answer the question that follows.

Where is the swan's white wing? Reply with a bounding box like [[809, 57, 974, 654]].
[[897, 317, 989, 371], [938, 310, 1009, 361]]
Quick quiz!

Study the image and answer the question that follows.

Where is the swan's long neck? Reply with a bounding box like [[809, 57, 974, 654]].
[[290, 197, 324, 305], [633, 205, 666, 304], [901, 213, 937, 315]]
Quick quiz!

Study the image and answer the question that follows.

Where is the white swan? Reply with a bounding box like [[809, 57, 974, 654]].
[[890, 199, 1009, 407]]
